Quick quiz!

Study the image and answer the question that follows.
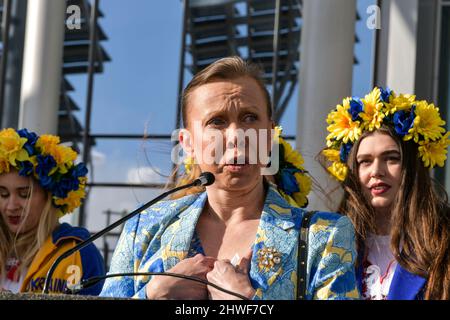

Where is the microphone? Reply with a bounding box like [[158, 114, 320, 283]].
[[194, 171, 214, 187], [42, 172, 215, 294]]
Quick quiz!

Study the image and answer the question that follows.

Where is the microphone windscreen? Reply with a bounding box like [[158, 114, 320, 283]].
[[198, 172, 215, 186]]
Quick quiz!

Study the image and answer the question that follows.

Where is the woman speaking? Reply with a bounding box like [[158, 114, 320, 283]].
[[101, 57, 359, 300]]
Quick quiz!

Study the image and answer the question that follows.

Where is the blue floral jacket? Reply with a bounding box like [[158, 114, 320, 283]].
[[100, 185, 360, 300]]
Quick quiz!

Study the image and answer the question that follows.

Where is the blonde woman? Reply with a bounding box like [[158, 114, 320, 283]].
[[101, 57, 359, 300], [0, 128, 104, 295]]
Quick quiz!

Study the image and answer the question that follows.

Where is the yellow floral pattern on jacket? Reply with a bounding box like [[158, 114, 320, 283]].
[[100, 185, 360, 300]]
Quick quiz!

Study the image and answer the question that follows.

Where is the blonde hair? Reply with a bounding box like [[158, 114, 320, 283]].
[[172, 56, 272, 199], [0, 178, 59, 281]]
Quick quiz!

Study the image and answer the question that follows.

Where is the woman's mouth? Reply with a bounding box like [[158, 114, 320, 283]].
[[7, 216, 22, 225], [224, 164, 250, 172], [370, 183, 391, 196]]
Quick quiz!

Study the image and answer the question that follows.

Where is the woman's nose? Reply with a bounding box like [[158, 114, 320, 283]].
[[225, 125, 245, 149], [6, 195, 22, 211], [370, 159, 385, 178]]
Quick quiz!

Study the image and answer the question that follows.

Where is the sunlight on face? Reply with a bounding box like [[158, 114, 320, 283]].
[[180, 76, 273, 192], [0, 171, 48, 234], [356, 132, 402, 215]]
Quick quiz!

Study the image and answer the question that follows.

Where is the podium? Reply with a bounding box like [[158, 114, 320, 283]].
[[0, 291, 128, 300]]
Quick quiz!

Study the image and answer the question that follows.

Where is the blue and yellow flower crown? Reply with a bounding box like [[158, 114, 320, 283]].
[[273, 126, 311, 208], [0, 128, 88, 217], [322, 87, 450, 181]]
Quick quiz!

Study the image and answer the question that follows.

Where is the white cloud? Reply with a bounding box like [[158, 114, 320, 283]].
[[126, 166, 166, 184]]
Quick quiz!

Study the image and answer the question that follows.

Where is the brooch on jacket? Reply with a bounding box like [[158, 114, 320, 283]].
[[256, 247, 281, 272]]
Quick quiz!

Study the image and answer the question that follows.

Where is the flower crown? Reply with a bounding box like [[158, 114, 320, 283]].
[[0, 128, 88, 217], [273, 126, 312, 208], [322, 87, 450, 181], [182, 126, 312, 207]]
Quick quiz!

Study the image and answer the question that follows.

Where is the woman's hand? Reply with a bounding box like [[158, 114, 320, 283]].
[[146, 254, 216, 300], [206, 250, 255, 300]]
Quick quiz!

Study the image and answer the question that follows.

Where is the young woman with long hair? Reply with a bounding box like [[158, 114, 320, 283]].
[[321, 87, 449, 300], [0, 128, 105, 295]]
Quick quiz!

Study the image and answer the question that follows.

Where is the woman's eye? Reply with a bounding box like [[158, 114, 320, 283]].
[[358, 159, 371, 166], [207, 118, 225, 127], [243, 114, 258, 123], [0, 193, 9, 198], [19, 192, 30, 199], [387, 157, 401, 163]]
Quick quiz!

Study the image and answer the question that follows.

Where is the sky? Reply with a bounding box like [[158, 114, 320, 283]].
[[63, 0, 376, 256]]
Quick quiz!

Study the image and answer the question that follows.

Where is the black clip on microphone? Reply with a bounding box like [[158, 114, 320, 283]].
[[42, 172, 215, 294]]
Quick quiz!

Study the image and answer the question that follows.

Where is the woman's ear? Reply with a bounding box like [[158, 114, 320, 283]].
[[179, 128, 194, 157]]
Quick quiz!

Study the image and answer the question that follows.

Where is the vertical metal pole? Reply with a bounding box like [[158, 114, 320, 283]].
[[271, 0, 281, 114], [175, 0, 188, 130], [0, 0, 12, 124], [171, 0, 189, 185], [1, 0, 27, 129], [19, 0, 65, 134], [79, 0, 99, 227]]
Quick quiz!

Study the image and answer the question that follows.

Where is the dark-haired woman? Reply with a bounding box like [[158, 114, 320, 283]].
[[322, 87, 449, 300]]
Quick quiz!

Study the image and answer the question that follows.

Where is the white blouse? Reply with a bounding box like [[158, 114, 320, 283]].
[[362, 233, 397, 300]]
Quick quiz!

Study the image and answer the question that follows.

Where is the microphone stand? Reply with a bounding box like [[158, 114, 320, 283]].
[[68, 272, 249, 300], [43, 177, 210, 294]]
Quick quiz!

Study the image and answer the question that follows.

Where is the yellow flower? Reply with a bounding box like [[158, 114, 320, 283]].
[[326, 98, 362, 145], [384, 93, 415, 115], [280, 138, 305, 169], [54, 177, 87, 215], [321, 148, 348, 181], [183, 156, 195, 174], [36, 135, 77, 174], [0, 128, 30, 166], [360, 87, 385, 131], [35, 134, 60, 154], [405, 101, 446, 143], [418, 133, 450, 168], [51, 145, 78, 174], [327, 161, 348, 182], [291, 172, 312, 208], [274, 126, 282, 143], [322, 148, 340, 162], [0, 158, 10, 174]]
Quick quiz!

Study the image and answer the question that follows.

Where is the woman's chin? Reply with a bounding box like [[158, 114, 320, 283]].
[[218, 174, 261, 191], [370, 198, 393, 211]]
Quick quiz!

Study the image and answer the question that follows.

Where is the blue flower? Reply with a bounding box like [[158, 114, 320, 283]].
[[71, 163, 88, 179], [17, 161, 34, 176], [340, 142, 353, 163], [17, 128, 38, 156], [35, 155, 56, 181], [278, 168, 300, 196], [53, 177, 79, 198], [39, 175, 55, 190], [349, 98, 363, 121], [393, 106, 415, 137], [380, 87, 392, 102]]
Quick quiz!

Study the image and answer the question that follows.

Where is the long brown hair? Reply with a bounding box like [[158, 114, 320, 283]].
[[171, 56, 272, 198], [338, 124, 449, 300]]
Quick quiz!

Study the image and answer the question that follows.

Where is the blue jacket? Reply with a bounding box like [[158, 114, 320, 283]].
[[101, 185, 360, 300]]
